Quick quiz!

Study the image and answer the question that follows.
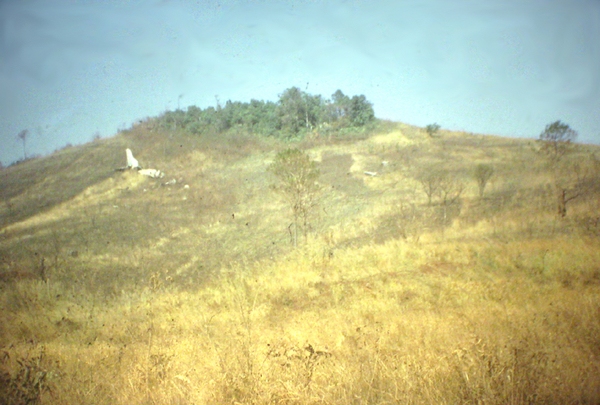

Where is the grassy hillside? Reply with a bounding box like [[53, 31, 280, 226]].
[[1, 121, 600, 404]]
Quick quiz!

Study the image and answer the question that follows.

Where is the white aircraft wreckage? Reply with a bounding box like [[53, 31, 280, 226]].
[[116, 148, 164, 179], [126, 148, 141, 169]]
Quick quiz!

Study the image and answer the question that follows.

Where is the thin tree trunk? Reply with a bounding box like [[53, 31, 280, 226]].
[[293, 213, 298, 248], [556, 187, 567, 218]]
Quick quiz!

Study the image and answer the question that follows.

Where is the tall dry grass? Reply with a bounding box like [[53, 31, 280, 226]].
[[2, 221, 600, 404]]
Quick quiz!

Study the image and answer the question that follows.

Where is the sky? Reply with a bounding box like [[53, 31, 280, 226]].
[[1, 0, 599, 166]]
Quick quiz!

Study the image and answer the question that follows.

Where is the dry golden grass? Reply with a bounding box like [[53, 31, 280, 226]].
[[2, 227, 600, 404], [1, 121, 600, 404]]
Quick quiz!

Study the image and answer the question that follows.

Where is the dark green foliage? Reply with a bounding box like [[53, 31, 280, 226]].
[[538, 120, 577, 162], [426, 123, 441, 138], [278, 87, 312, 136], [156, 88, 375, 139], [330, 89, 350, 120], [348, 95, 375, 126]]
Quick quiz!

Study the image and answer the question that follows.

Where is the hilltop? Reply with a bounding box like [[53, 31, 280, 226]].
[[1, 118, 600, 404]]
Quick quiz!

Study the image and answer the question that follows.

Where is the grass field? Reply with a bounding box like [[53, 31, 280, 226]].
[[1, 121, 599, 404]]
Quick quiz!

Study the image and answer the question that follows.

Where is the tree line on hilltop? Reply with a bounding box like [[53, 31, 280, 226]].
[[4, 87, 374, 168], [156, 87, 375, 138]]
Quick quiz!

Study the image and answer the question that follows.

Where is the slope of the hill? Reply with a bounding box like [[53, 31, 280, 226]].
[[1, 121, 599, 293], [2, 121, 600, 404]]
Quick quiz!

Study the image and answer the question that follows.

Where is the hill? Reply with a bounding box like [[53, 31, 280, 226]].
[[1, 120, 600, 404]]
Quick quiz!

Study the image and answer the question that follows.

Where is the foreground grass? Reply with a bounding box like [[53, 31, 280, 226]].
[[2, 227, 599, 404]]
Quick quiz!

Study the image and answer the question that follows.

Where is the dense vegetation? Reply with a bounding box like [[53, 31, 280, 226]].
[[157, 87, 375, 138], [4, 88, 374, 169]]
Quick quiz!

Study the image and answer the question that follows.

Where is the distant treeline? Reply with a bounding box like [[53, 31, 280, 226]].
[[156, 87, 375, 138]]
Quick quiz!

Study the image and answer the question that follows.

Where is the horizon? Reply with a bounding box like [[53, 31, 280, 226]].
[[1, 0, 599, 166]]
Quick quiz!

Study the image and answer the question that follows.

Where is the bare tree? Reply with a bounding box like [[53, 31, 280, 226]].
[[551, 157, 598, 217], [439, 175, 465, 206], [415, 166, 464, 226], [416, 168, 444, 206], [18, 129, 29, 159], [438, 173, 465, 222]]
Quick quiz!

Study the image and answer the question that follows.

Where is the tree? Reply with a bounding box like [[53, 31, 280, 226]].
[[348, 95, 375, 126], [425, 123, 441, 138], [438, 174, 465, 222], [415, 166, 464, 225], [278, 87, 307, 137], [18, 129, 29, 159], [416, 168, 444, 206], [550, 157, 596, 218], [416, 167, 464, 205], [155, 87, 375, 139], [538, 120, 577, 162], [303, 93, 326, 129], [331, 89, 350, 120], [537, 121, 584, 217], [439, 175, 464, 206], [268, 149, 320, 247], [474, 164, 494, 198]]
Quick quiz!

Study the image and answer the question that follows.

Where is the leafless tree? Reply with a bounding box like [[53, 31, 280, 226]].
[[18, 129, 29, 159], [551, 157, 598, 217], [416, 168, 444, 206]]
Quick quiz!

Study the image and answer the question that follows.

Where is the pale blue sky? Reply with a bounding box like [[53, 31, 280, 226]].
[[1, 0, 599, 165]]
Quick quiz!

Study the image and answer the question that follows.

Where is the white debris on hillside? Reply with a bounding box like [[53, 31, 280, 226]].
[[139, 169, 164, 179], [126, 148, 141, 169], [117, 148, 165, 180]]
